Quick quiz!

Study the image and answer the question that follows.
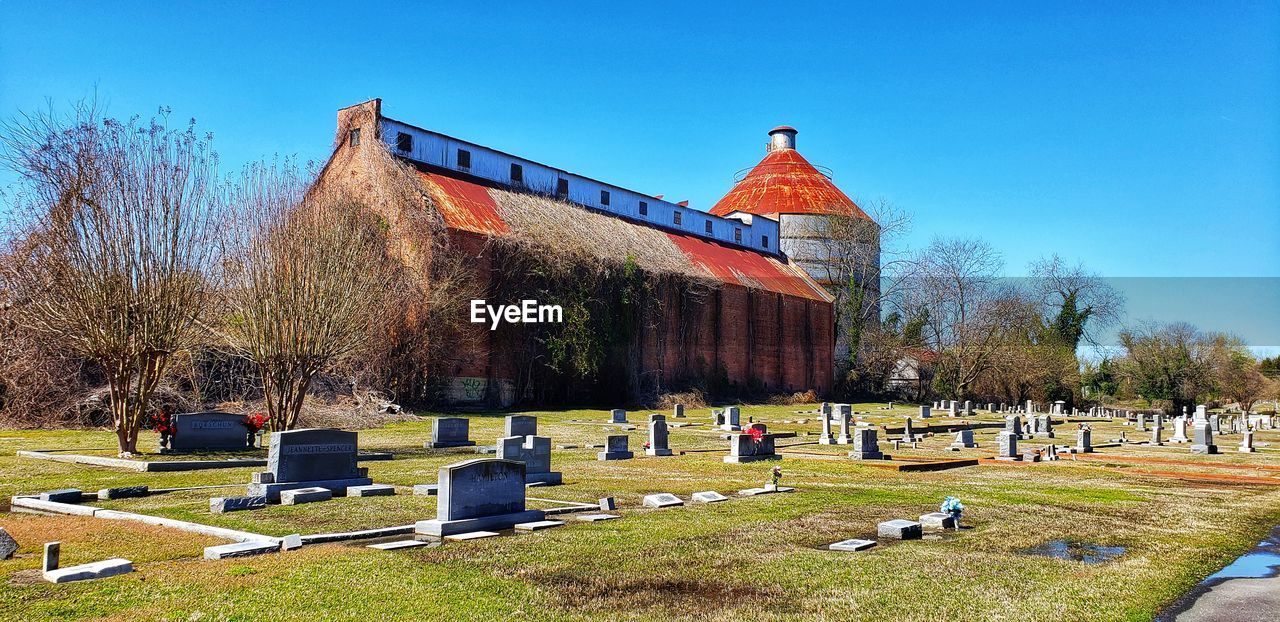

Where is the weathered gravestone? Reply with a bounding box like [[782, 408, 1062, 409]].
[[247, 429, 371, 502], [1190, 421, 1218, 455], [1005, 415, 1023, 439], [1170, 416, 1190, 443], [1240, 430, 1255, 453], [504, 415, 538, 438], [950, 429, 978, 449], [721, 406, 742, 431], [415, 459, 544, 536], [598, 434, 634, 460], [642, 493, 684, 508], [165, 412, 252, 452], [427, 417, 476, 449], [673, 404, 685, 419], [1076, 428, 1093, 453], [848, 428, 883, 460], [1037, 415, 1055, 439], [819, 403, 834, 444], [692, 491, 728, 503], [647, 414, 673, 456], [725, 424, 780, 463], [919, 405, 931, 419], [0, 528, 16, 560], [996, 431, 1020, 461], [836, 403, 852, 444], [610, 409, 628, 424], [497, 435, 562, 484]]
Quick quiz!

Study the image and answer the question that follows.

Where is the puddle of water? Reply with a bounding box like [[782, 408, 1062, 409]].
[[1205, 527, 1280, 581], [1021, 539, 1126, 564]]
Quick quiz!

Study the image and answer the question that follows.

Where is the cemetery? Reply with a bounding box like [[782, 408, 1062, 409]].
[[2, 401, 1278, 621]]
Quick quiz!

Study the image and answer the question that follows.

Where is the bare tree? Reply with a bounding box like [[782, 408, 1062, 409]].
[[1028, 255, 1123, 349], [218, 163, 397, 431], [0, 103, 220, 455], [789, 199, 912, 372], [891, 236, 1013, 398]]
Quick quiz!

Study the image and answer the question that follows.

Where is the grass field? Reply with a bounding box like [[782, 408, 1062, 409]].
[[2, 403, 1278, 621]]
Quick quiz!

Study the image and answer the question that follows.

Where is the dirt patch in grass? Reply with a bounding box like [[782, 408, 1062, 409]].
[[7, 569, 43, 587], [528, 570, 787, 614]]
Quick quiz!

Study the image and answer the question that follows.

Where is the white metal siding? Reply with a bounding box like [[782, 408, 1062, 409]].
[[381, 119, 781, 254]]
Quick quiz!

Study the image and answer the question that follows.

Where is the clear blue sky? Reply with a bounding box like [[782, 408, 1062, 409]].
[[2, 2, 1277, 342]]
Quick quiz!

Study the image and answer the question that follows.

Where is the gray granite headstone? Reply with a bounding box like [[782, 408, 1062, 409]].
[[848, 428, 882, 460], [996, 431, 1020, 460], [504, 415, 538, 438], [598, 434, 634, 460], [725, 424, 779, 463], [1076, 428, 1093, 453], [1190, 422, 1218, 454], [819, 403, 834, 444], [266, 428, 361, 483], [437, 459, 525, 521], [950, 429, 977, 448], [428, 417, 476, 448], [610, 409, 628, 424], [647, 416, 672, 456], [168, 412, 252, 452], [497, 435, 561, 484], [0, 528, 16, 560]]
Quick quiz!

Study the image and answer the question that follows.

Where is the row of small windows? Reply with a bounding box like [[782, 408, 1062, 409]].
[[387, 130, 771, 251]]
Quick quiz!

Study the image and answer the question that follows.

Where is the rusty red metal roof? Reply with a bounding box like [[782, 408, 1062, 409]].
[[415, 170, 830, 302], [416, 171, 509, 236], [708, 148, 871, 221], [665, 232, 831, 301]]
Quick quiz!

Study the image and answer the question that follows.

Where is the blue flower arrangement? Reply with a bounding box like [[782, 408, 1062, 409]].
[[941, 496, 964, 519]]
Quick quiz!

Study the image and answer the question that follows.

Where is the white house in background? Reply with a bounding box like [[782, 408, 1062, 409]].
[[887, 348, 938, 399]]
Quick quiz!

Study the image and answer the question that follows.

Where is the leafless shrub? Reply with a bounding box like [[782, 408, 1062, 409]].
[[0, 102, 220, 454], [217, 162, 400, 431], [655, 389, 707, 410], [765, 389, 819, 405]]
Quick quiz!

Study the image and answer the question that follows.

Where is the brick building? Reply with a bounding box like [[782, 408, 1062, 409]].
[[320, 100, 873, 407]]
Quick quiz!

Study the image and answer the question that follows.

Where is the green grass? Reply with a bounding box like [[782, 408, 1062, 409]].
[[2, 403, 1279, 621]]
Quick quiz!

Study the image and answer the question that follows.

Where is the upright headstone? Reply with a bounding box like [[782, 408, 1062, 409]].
[[1076, 428, 1093, 453], [947, 401, 958, 417], [1037, 415, 1055, 439], [43, 542, 59, 572], [414, 459, 544, 536], [950, 429, 978, 449], [919, 405, 932, 419], [248, 429, 371, 502], [166, 412, 253, 452], [1005, 415, 1023, 439], [505, 415, 538, 438], [1194, 405, 1208, 423], [428, 417, 476, 448], [963, 400, 973, 415], [721, 406, 742, 432], [1136, 413, 1147, 432], [996, 431, 1020, 461], [1190, 421, 1218, 454], [1210, 414, 1221, 434], [647, 414, 672, 456], [901, 417, 915, 441], [672, 404, 685, 419], [1170, 416, 1189, 443], [598, 434, 634, 460], [1240, 430, 1255, 453], [848, 428, 883, 460], [836, 404, 852, 444], [610, 409, 628, 424], [1151, 422, 1163, 446], [818, 403, 834, 444], [497, 435, 562, 484], [724, 423, 780, 463]]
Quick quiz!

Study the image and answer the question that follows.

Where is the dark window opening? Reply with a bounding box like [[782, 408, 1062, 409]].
[[600, 190, 610, 206], [734, 228, 742, 243], [673, 212, 683, 225], [556, 178, 569, 198], [705, 220, 713, 234], [396, 132, 412, 152], [348, 128, 361, 147], [762, 235, 769, 249], [457, 149, 471, 169], [639, 201, 648, 216], [510, 163, 523, 184]]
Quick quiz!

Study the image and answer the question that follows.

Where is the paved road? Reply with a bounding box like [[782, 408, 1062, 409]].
[[1162, 576, 1280, 622]]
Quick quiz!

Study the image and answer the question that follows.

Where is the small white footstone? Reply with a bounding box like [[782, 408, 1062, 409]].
[[444, 531, 499, 541]]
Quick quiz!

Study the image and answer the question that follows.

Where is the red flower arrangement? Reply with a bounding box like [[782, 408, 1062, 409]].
[[746, 426, 765, 443], [244, 412, 268, 434], [149, 411, 175, 436]]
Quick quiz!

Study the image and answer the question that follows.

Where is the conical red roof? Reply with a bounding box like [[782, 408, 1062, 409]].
[[708, 147, 871, 221]]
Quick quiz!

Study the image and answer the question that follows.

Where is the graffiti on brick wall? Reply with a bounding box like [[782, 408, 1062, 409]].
[[446, 377, 516, 407]]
